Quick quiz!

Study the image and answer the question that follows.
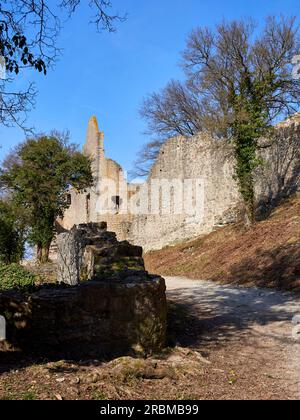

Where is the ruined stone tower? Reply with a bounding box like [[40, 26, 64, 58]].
[[58, 115, 300, 252], [83, 116, 105, 181], [59, 116, 133, 233]]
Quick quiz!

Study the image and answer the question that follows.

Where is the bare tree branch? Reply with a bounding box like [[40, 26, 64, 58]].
[[137, 15, 300, 182], [0, 0, 125, 132]]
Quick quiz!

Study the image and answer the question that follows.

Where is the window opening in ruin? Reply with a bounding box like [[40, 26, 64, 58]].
[[112, 195, 121, 213]]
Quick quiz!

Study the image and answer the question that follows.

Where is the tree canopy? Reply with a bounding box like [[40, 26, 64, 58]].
[[0, 134, 93, 262], [0, 199, 26, 264]]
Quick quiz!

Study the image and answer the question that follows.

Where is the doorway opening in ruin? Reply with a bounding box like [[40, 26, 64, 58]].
[[112, 195, 121, 214]]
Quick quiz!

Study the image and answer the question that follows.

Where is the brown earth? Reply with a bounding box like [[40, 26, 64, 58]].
[[1, 198, 300, 400], [1, 276, 299, 400], [0, 347, 210, 401], [145, 196, 300, 291]]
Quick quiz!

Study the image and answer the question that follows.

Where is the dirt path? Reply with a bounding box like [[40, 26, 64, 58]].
[[1, 277, 300, 400], [166, 276, 300, 400]]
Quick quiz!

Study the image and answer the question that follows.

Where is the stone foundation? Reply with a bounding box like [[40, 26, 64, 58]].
[[59, 116, 300, 252], [56, 223, 144, 286], [0, 275, 167, 358], [0, 223, 167, 358]]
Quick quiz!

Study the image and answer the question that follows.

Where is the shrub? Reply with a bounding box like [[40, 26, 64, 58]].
[[0, 264, 38, 292]]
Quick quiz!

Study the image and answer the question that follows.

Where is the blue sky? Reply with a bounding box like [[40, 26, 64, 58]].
[[0, 0, 299, 173]]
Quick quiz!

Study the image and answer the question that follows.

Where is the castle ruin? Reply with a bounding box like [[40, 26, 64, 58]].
[[58, 115, 300, 251]]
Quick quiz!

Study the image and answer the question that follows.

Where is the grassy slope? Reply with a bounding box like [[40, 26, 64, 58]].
[[145, 196, 300, 291]]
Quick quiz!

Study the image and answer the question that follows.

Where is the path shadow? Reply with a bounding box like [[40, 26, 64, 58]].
[[166, 282, 300, 353], [1, 279, 299, 376], [0, 347, 115, 376]]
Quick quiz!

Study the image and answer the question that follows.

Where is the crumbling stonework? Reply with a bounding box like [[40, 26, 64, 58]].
[[0, 276, 167, 357], [256, 118, 300, 215], [0, 224, 167, 357], [58, 115, 300, 252], [0, 223, 167, 357], [57, 223, 144, 286]]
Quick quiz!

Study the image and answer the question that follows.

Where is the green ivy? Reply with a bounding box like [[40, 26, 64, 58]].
[[230, 85, 271, 222]]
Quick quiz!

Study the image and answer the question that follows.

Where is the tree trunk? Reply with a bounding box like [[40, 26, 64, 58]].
[[37, 243, 42, 263], [37, 241, 51, 264], [244, 203, 255, 226], [245, 175, 256, 225]]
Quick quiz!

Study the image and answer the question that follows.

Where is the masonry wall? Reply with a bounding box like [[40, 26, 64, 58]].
[[256, 121, 300, 213], [59, 115, 300, 253], [0, 277, 167, 357], [122, 134, 241, 251]]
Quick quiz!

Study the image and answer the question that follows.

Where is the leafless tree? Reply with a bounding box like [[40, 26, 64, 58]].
[[138, 16, 300, 219], [182, 16, 300, 134], [0, 0, 125, 133], [140, 80, 205, 139], [136, 80, 207, 177], [130, 139, 165, 179]]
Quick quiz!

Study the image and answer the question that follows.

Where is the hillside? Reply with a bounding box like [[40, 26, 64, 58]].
[[145, 196, 300, 291]]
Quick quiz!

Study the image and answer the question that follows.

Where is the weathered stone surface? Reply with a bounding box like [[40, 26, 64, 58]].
[[59, 115, 300, 252], [0, 275, 167, 358], [57, 223, 144, 286], [1, 223, 167, 357], [0, 315, 5, 340]]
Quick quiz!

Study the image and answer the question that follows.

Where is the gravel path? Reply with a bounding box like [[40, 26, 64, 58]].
[[165, 276, 300, 400]]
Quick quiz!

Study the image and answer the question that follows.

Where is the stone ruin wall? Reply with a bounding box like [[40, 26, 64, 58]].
[[0, 277, 167, 358], [59, 115, 300, 253], [256, 119, 300, 213], [1, 223, 167, 358], [60, 132, 241, 251], [122, 134, 241, 251]]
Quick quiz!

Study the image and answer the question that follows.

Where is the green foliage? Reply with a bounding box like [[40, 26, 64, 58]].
[[0, 1, 122, 77], [0, 29, 47, 76], [0, 135, 93, 263], [231, 96, 271, 221], [0, 264, 37, 292], [0, 200, 26, 264], [93, 257, 145, 280]]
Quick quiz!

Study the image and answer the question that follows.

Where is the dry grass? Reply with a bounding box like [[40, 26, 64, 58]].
[[2, 197, 300, 400], [0, 347, 210, 400]]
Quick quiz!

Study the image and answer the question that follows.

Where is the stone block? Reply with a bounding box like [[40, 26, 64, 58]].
[[0, 277, 167, 358]]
